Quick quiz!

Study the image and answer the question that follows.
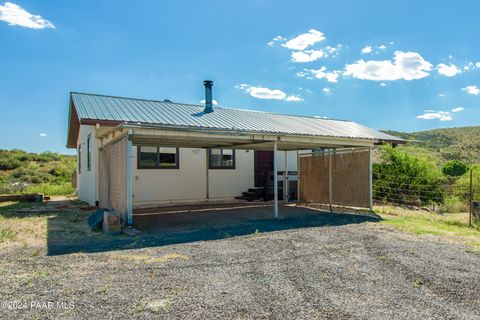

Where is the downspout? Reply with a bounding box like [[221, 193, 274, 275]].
[[126, 130, 133, 226]]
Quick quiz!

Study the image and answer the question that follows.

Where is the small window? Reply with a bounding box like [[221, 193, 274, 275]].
[[137, 146, 179, 169], [87, 134, 92, 171], [78, 144, 82, 174], [209, 148, 235, 169]]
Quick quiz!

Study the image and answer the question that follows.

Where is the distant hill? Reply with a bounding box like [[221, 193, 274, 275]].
[[381, 126, 480, 166], [0, 149, 75, 195]]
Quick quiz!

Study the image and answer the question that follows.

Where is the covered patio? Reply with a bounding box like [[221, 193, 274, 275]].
[[96, 124, 381, 227]]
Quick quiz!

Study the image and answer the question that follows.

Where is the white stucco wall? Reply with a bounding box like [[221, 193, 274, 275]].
[[76, 125, 99, 205], [131, 147, 256, 205], [208, 149, 255, 199]]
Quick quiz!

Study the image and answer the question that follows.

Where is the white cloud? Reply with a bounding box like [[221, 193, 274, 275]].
[[416, 110, 452, 121], [235, 84, 303, 102], [377, 44, 387, 50], [267, 35, 286, 46], [476, 62, 480, 68], [451, 107, 464, 113], [39, 133, 47, 137], [322, 88, 331, 94], [437, 63, 461, 77], [282, 29, 325, 50], [200, 99, 218, 105], [325, 45, 341, 57], [0, 2, 55, 29], [361, 46, 372, 54], [343, 51, 432, 81], [462, 85, 480, 95], [290, 49, 325, 62], [303, 67, 340, 83], [379, 82, 387, 87], [438, 93, 446, 97]]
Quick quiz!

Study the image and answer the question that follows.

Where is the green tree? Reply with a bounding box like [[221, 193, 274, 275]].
[[373, 145, 445, 205], [454, 164, 480, 200], [442, 160, 468, 177]]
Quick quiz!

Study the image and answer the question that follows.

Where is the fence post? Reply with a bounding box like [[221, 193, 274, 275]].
[[470, 168, 473, 226], [369, 147, 373, 212]]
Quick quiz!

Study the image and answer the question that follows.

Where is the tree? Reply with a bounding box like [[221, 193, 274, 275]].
[[442, 160, 468, 177]]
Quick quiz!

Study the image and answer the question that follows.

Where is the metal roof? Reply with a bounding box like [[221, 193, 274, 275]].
[[70, 92, 402, 143]]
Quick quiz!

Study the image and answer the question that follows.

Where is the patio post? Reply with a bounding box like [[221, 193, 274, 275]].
[[273, 141, 279, 218], [284, 150, 288, 203]]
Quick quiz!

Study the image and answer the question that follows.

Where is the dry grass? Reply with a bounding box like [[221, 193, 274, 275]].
[[375, 205, 480, 253]]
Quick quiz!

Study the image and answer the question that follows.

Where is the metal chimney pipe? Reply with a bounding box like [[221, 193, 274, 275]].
[[204, 80, 213, 113]]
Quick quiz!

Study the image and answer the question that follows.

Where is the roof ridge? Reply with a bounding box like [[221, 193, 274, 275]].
[[70, 91, 352, 123]]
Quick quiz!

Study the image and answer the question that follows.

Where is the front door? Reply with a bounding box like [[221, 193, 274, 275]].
[[254, 150, 274, 187]]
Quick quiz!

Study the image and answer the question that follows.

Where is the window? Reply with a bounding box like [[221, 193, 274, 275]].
[[87, 134, 92, 171], [137, 146, 179, 169], [78, 144, 82, 174], [209, 148, 235, 169]]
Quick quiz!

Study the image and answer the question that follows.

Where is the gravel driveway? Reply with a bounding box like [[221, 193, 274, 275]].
[[1, 206, 479, 319]]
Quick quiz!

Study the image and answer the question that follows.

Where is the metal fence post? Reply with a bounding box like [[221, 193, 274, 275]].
[[470, 168, 473, 226]]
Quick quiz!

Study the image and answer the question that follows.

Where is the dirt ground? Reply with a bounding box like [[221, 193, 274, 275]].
[[0, 203, 479, 319]]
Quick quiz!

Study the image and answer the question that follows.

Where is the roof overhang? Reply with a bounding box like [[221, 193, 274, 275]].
[[97, 124, 382, 150]]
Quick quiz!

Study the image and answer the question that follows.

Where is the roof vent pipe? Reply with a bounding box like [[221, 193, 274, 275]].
[[204, 80, 213, 113]]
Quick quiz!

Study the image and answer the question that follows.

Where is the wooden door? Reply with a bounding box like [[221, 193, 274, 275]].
[[254, 150, 274, 187]]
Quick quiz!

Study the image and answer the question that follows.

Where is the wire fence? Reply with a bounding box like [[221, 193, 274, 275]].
[[372, 168, 479, 223]]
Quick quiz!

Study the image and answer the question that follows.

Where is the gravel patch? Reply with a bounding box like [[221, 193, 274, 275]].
[[0, 207, 479, 319]]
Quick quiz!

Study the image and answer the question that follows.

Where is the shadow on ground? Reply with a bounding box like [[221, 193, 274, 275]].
[[45, 205, 381, 255]]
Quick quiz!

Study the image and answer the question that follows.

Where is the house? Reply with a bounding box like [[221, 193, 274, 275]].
[[66, 80, 402, 225]]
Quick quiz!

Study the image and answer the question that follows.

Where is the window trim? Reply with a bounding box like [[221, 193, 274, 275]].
[[78, 144, 82, 174], [137, 146, 180, 169], [208, 148, 236, 169], [87, 134, 92, 171]]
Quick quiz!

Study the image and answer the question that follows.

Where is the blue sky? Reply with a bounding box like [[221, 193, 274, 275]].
[[0, 0, 479, 154]]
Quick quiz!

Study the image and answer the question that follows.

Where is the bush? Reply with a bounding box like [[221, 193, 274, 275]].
[[0, 157, 22, 170], [438, 196, 469, 213], [373, 145, 445, 205], [23, 182, 75, 196], [454, 164, 480, 200], [442, 160, 468, 177]]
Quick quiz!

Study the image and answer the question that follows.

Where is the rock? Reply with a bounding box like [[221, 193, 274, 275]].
[[88, 209, 104, 231]]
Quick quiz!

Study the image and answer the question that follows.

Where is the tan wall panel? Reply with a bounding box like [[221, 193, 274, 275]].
[[299, 149, 370, 208]]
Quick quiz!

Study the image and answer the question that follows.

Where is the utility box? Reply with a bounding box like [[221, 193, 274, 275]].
[[103, 210, 121, 235], [473, 201, 480, 222]]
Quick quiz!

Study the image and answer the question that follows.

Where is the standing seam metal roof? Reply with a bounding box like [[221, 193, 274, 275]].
[[70, 92, 402, 142]]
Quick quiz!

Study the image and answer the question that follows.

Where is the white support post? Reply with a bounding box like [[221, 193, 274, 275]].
[[206, 148, 209, 199], [297, 150, 300, 204], [273, 141, 279, 218], [369, 146, 373, 212], [328, 149, 333, 212], [126, 131, 133, 226], [284, 150, 288, 203]]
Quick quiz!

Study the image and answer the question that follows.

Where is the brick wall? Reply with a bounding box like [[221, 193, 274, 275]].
[[98, 136, 128, 219]]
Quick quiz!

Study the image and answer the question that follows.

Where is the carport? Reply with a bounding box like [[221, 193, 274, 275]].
[[97, 125, 383, 226]]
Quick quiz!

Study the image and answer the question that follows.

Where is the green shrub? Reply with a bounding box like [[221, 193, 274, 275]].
[[454, 164, 480, 200], [373, 145, 445, 205], [23, 182, 75, 196], [438, 196, 469, 213], [0, 157, 22, 170], [442, 160, 468, 177]]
